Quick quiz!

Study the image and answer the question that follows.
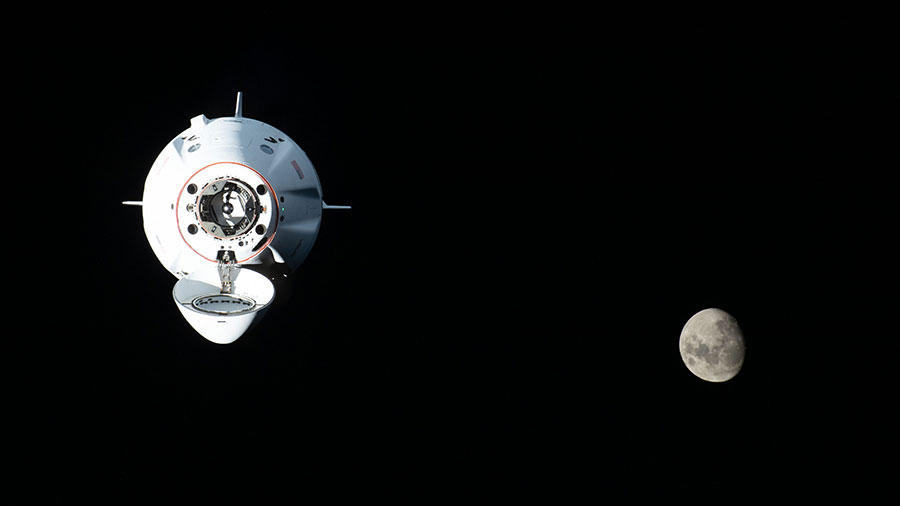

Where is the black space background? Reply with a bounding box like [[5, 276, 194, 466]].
[[7, 10, 895, 503]]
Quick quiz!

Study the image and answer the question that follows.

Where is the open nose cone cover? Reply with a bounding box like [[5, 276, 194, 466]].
[[173, 268, 275, 344]]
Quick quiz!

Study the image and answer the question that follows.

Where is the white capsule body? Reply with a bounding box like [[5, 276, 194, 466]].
[[140, 111, 324, 343]]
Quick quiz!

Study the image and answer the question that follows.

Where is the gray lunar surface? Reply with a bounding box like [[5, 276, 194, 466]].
[[679, 308, 745, 382]]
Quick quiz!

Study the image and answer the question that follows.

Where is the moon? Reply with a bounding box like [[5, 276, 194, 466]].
[[679, 308, 745, 382]]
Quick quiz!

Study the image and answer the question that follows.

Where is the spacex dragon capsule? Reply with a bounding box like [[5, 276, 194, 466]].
[[124, 93, 350, 343]]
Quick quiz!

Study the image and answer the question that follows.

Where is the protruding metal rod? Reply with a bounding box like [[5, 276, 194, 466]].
[[235, 91, 243, 118], [218, 251, 236, 294], [122, 201, 144, 206]]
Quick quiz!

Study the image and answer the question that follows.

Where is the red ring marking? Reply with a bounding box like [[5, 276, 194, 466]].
[[175, 161, 279, 264]]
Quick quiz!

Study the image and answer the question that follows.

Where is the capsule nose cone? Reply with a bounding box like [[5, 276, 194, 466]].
[[175, 306, 270, 344], [172, 269, 275, 343], [201, 323, 245, 344]]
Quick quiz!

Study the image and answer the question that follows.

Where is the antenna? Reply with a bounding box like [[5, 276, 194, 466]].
[[235, 91, 243, 118]]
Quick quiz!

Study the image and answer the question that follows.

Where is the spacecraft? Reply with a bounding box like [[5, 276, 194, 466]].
[[124, 93, 349, 343]]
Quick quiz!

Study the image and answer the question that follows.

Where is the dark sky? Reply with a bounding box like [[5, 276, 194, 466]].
[[9, 11, 894, 502]]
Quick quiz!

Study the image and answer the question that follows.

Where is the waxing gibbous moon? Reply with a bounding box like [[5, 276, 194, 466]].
[[679, 308, 745, 382]]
